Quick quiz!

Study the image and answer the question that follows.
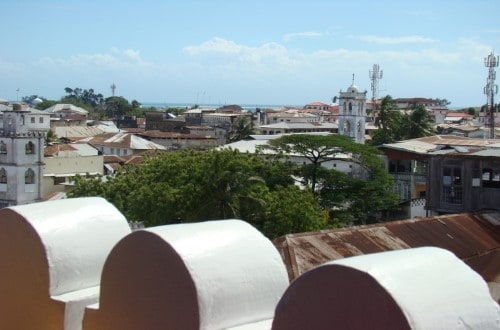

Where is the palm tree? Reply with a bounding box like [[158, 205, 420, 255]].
[[226, 116, 255, 142], [371, 95, 403, 145], [405, 104, 435, 138]]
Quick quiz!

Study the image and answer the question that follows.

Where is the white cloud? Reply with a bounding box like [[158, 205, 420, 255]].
[[283, 31, 323, 42], [354, 35, 436, 44], [183, 37, 245, 55], [0, 57, 28, 75], [457, 38, 494, 62], [183, 37, 297, 66], [123, 49, 143, 62], [36, 48, 152, 70]]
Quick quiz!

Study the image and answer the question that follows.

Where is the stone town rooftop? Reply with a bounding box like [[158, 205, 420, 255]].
[[273, 211, 500, 301]]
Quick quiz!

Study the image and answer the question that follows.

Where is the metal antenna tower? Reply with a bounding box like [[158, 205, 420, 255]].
[[110, 83, 116, 97], [369, 64, 383, 102], [484, 52, 498, 139]]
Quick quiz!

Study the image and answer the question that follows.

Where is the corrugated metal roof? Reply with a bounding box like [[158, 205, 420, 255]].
[[381, 140, 438, 154], [44, 103, 89, 115], [53, 126, 106, 138], [273, 212, 500, 283], [470, 148, 500, 157], [81, 133, 166, 151], [260, 122, 338, 129], [44, 143, 99, 157]]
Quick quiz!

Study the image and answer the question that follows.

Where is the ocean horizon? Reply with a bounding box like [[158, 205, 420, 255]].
[[140, 102, 301, 111], [140, 102, 470, 111]]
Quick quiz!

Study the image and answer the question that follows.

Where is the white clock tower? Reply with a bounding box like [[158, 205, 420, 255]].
[[0, 103, 50, 207], [338, 76, 367, 144]]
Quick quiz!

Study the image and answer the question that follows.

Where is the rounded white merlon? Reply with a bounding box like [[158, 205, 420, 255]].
[[84, 219, 289, 330], [272, 247, 500, 330], [0, 197, 131, 330]]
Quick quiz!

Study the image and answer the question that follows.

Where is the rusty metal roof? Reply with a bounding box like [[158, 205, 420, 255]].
[[273, 211, 500, 283]]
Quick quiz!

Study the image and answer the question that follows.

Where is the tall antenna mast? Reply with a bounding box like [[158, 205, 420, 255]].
[[369, 64, 383, 102], [484, 52, 498, 139], [110, 83, 116, 97]]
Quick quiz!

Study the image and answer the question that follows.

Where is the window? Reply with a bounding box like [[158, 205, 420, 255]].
[[343, 121, 350, 133], [442, 166, 462, 204], [0, 141, 6, 154], [25, 168, 35, 184], [54, 176, 66, 185], [25, 141, 35, 154], [31, 117, 35, 124], [39, 117, 44, 123], [482, 168, 500, 188], [0, 168, 6, 183]]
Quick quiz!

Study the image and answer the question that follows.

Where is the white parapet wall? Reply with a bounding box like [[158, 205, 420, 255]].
[[0, 197, 131, 330], [272, 246, 500, 330], [83, 219, 290, 330]]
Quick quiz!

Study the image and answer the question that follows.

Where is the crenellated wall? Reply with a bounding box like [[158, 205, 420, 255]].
[[1, 198, 498, 330]]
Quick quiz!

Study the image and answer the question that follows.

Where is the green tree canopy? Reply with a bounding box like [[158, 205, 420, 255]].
[[404, 104, 435, 139], [104, 96, 132, 118], [226, 115, 255, 142], [262, 134, 364, 192], [259, 134, 399, 225], [64, 87, 104, 107], [371, 95, 404, 146], [371, 95, 435, 146], [68, 149, 324, 238]]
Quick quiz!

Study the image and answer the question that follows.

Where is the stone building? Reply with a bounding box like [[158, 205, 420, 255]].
[[338, 78, 367, 144], [0, 103, 50, 207]]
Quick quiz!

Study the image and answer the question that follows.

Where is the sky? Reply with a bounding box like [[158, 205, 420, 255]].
[[1, 0, 499, 108]]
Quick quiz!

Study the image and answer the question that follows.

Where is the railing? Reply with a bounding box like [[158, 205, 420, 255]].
[[441, 186, 462, 204], [391, 172, 427, 183]]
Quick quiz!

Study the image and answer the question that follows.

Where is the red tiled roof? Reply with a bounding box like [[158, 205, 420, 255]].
[[138, 130, 215, 140], [44, 144, 77, 156], [103, 155, 126, 163], [446, 112, 474, 118]]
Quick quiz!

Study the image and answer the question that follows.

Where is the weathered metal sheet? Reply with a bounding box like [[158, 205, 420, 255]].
[[274, 212, 500, 282]]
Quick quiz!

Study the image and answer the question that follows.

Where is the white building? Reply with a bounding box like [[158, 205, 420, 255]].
[[0, 103, 51, 207], [338, 79, 367, 144], [43, 143, 103, 199], [78, 132, 166, 156]]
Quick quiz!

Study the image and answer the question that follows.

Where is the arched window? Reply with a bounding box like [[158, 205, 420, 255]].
[[343, 101, 347, 114], [0, 141, 6, 154], [25, 141, 35, 155], [348, 102, 352, 113], [25, 168, 35, 184], [344, 121, 351, 133], [0, 168, 6, 183]]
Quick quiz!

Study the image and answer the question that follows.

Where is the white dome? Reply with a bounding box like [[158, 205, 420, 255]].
[[347, 84, 359, 93]]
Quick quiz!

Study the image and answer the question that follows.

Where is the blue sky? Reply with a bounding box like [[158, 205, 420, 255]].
[[1, 0, 499, 108]]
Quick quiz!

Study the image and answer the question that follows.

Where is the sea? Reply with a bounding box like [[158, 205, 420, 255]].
[[141, 102, 297, 112]]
